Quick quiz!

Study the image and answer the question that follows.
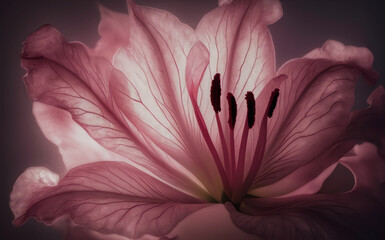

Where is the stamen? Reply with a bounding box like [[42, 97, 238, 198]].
[[227, 93, 237, 182], [210, 73, 230, 176], [215, 113, 230, 175], [188, 76, 231, 196], [210, 73, 221, 113], [245, 91, 256, 128], [233, 92, 255, 203], [267, 88, 279, 118], [242, 89, 280, 195]]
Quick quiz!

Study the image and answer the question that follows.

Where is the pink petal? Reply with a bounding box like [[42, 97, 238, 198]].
[[226, 142, 385, 239], [169, 204, 257, 240], [65, 225, 132, 240], [185, 42, 210, 100], [254, 40, 378, 190], [106, 2, 223, 198], [340, 143, 385, 189], [33, 102, 127, 170], [12, 161, 208, 239], [254, 86, 385, 197], [304, 40, 375, 70], [21, 25, 204, 198], [65, 221, 175, 240], [10, 167, 59, 220], [218, 0, 233, 7], [226, 189, 385, 239], [273, 163, 338, 198], [342, 86, 385, 158], [251, 142, 357, 197], [195, 0, 281, 142], [95, 5, 131, 60]]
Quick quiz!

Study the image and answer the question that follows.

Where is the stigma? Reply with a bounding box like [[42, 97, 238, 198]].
[[268, 88, 279, 118], [226, 93, 237, 130], [245, 91, 256, 128]]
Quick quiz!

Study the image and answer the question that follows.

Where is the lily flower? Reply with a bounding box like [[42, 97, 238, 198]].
[[11, 0, 385, 239]]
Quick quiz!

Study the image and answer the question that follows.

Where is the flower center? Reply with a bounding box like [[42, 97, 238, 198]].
[[189, 72, 279, 203], [207, 73, 279, 204]]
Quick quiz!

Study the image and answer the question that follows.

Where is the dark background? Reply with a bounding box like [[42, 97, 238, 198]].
[[1, 0, 384, 239]]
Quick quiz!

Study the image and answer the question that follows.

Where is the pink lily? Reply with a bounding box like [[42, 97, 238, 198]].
[[11, 0, 385, 239]]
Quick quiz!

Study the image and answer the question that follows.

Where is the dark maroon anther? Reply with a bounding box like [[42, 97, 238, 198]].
[[226, 93, 237, 129], [245, 91, 255, 128], [267, 88, 280, 118], [210, 73, 222, 113]]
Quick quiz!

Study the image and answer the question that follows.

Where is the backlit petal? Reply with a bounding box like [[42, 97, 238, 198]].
[[195, 0, 280, 144], [254, 40, 377, 191], [340, 143, 385, 189], [10, 167, 59, 220], [218, 0, 233, 7], [227, 142, 385, 239], [33, 102, 127, 170], [253, 85, 383, 197], [226, 190, 385, 239], [13, 161, 208, 239], [21, 25, 204, 197], [341, 86, 385, 158], [170, 204, 258, 240], [108, 2, 222, 198], [95, 5, 131, 60]]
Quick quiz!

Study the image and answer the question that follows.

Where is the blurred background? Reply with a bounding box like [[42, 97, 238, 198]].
[[1, 0, 384, 239]]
